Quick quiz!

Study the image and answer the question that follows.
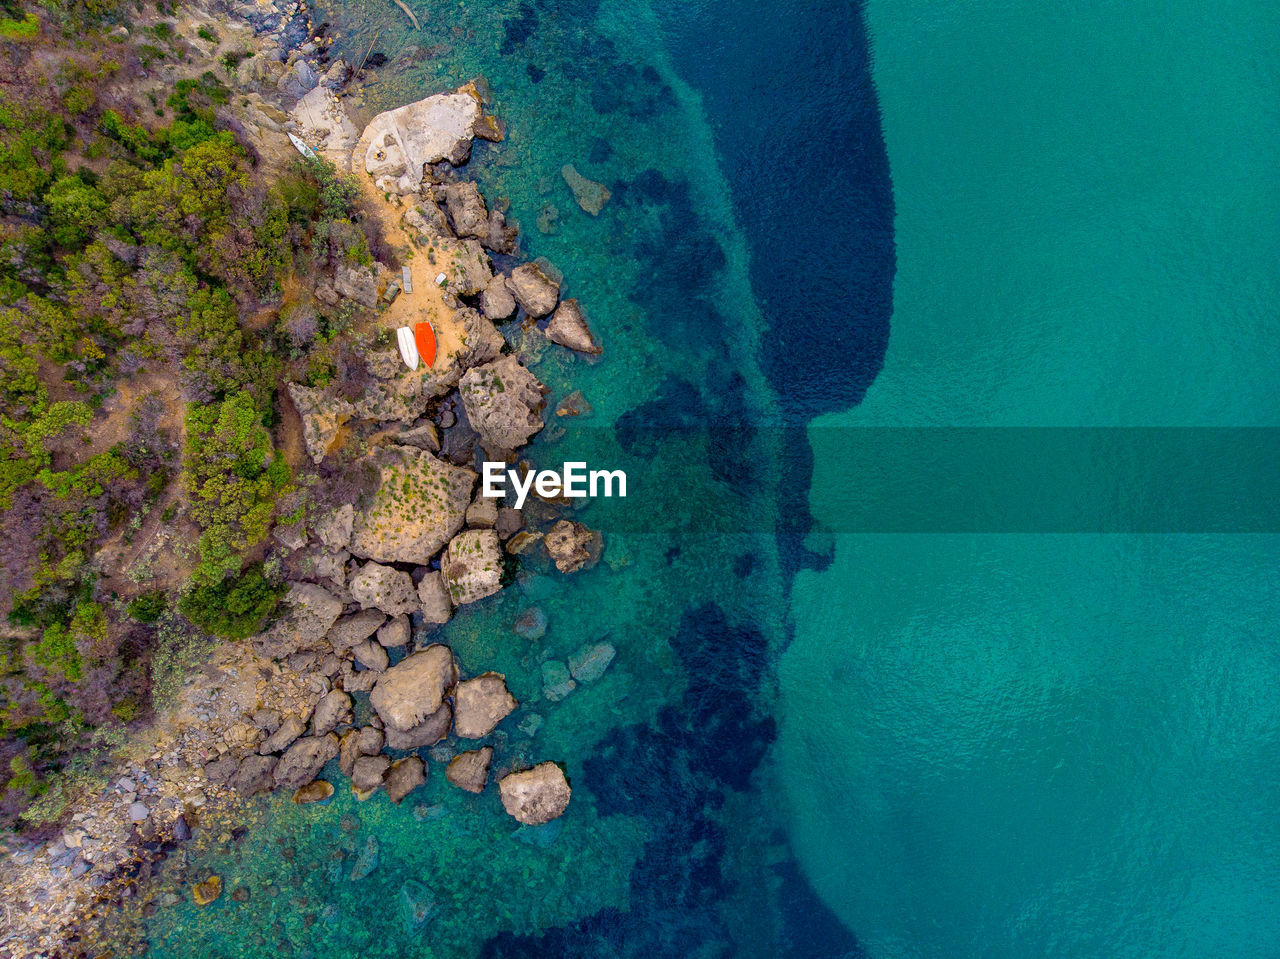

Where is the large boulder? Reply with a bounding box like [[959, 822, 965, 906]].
[[352, 638, 389, 672], [440, 529, 504, 605], [479, 274, 516, 321], [348, 446, 475, 566], [351, 754, 392, 793], [273, 734, 340, 790], [312, 689, 353, 735], [440, 181, 488, 239], [229, 755, 278, 796], [384, 757, 427, 803], [377, 614, 411, 648], [254, 583, 344, 659], [498, 763, 572, 825], [288, 383, 354, 464], [458, 356, 546, 455], [360, 91, 481, 194], [545, 300, 602, 355], [454, 306, 505, 368], [383, 702, 453, 750], [453, 673, 517, 739], [258, 715, 307, 755], [560, 163, 611, 215], [433, 238, 493, 296], [349, 562, 417, 617], [369, 645, 457, 731], [327, 609, 387, 651], [508, 262, 560, 318], [417, 571, 454, 624], [445, 747, 492, 794], [543, 520, 603, 573]]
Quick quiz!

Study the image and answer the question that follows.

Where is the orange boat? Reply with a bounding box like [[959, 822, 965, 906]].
[[413, 321, 437, 369]]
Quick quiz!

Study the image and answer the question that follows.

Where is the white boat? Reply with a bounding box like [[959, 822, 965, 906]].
[[288, 132, 317, 161], [396, 326, 419, 370]]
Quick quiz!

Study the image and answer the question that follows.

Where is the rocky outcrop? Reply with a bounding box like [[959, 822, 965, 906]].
[[334, 263, 386, 308], [404, 196, 451, 239], [455, 306, 505, 367], [440, 181, 488, 238], [543, 520, 603, 573], [417, 571, 454, 624], [327, 609, 387, 651], [315, 504, 355, 551], [383, 702, 453, 750], [361, 91, 481, 194], [290, 85, 360, 165], [254, 583, 344, 659], [458, 356, 546, 455], [453, 673, 517, 738], [508, 262, 560, 317], [349, 562, 417, 617], [369, 645, 457, 731], [568, 642, 616, 683], [481, 208, 518, 254], [440, 529, 504, 605], [287, 383, 353, 464], [561, 163, 611, 215], [433, 237, 493, 296], [348, 446, 476, 565], [498, 763, 572, 825], [445, 747, 492, 793], [479, 274, 517, 320], [273, 733, 340, 790], [384, 757, 426, 804], [545, 299, 602, 355]]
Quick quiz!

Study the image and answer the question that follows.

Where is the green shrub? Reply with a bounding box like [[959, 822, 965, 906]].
[[179, 563, 283, 638]]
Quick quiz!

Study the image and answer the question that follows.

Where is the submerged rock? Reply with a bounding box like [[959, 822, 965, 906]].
[[445, 747, 493, 794], [369, 645, 457, 731], [400, 879, 437, 931], [568, 642, 616, 683], [440, 529, 504, 605], [192, 875, 223, 906], [498, 763, 571, 825], [349, 835, 380, 881], [513, 606, 547, 641], [541, 661, 576, 702], [560, 163, 611, 215], [545, 299, 602, 355], [453, 673, 518, 738], [293, 780, 335, 804]]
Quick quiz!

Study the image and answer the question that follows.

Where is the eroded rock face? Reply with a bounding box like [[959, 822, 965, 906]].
[[458, 356, 545, 455], [545, 299, 602, 355], [349, 562, 417, 617], [288, 383, 353, 464], [440, 181, 488, 238], [440, 529, 504, 605], [384, 757, 426, 804], [453, 673, 517, 739], [259, 715, 306, 755], [315, 504, 355, 551], [383, 702, 453, 750], [417, 571, 454, 624], [348, 446, 476, 566], [560, 163, 611, 215], [508, 262, 560, 318], [369, 646, 457, 731], [254, 583, 344, 659], [498, 763, 571, 825], [433, 238, 493, 296], [273, 734, 340, 790], [327, 610, 387, 651], [543, 520, 603, 573], [445, 747, 493, 794], [479, 274, 516, 320], [361, 91, 481, 194], [229, 756, 278, 796]]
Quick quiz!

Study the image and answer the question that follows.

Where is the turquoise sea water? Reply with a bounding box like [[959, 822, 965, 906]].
[[115, 0, 1280, 956]]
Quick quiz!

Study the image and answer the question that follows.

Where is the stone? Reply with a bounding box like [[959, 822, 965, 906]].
[[440, 181, 488, 239], [543, 520, 603, 573], [351, 755, 392, 793], [360, 91, 482, 194], [357, 726, 385, 755], [338, 730, 361, 777], [128, 802, 149, 822], [455, 306, 505, 367], [560, 163, 611, 215], [416, 571, 454, 625], [383, 702, 453, 750], [349, 562, 417, 617], [288, 383, 353, 465], [315, 504, 355, 550], [312, 690, 353, 735], [398, 420, 441, 453], [334, 263, 382, 308], [254, 583, 344, 659], [545, 299, 602, 355], [369, 645, 457, 731], [513, 606, 547, 641], [349, 835, 379, 881], [293, 780, 335, 804], [348, 446, 476, 566], [404, 197, 452, 239], [192, 875, 222, 906], [498, 763, 571, 825], [508, 262, 560, 318], [505, 530, 543, 555], [440, 529, 504, 605], [384, 757, 427, 803], [453, 673, 518, 739], [401, 879, 437, 931], [352, 639, 390, 672], [568, 642, 616, 683], [278, 58, 319, 100], [173, 814, 192, 841], [377, 614, 411, 647], [495, 507, 524, 539], [481, 208, 518, 255], [541, 660, 576, 701], [273, 734, 340, 790], [458, 356, 546, 455], [555, 390, 593, 418], [259, 715, 307, 755], [251, 709, 282, 735], [228, 756, 277, 796], [465, 496, 499, 528], [479, 274, 516, 320], [327, 609, 387, 650], [445, 747, 493, 794], [517, 713, 543, 738]]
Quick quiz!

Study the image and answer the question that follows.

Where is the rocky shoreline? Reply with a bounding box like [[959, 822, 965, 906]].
[[0, 3, 614, 955]]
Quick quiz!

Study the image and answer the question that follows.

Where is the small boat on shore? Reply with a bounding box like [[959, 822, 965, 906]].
[[396, 326, 419, 370], [413, 321, 437, 369], [288, 132, 317, 160]]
